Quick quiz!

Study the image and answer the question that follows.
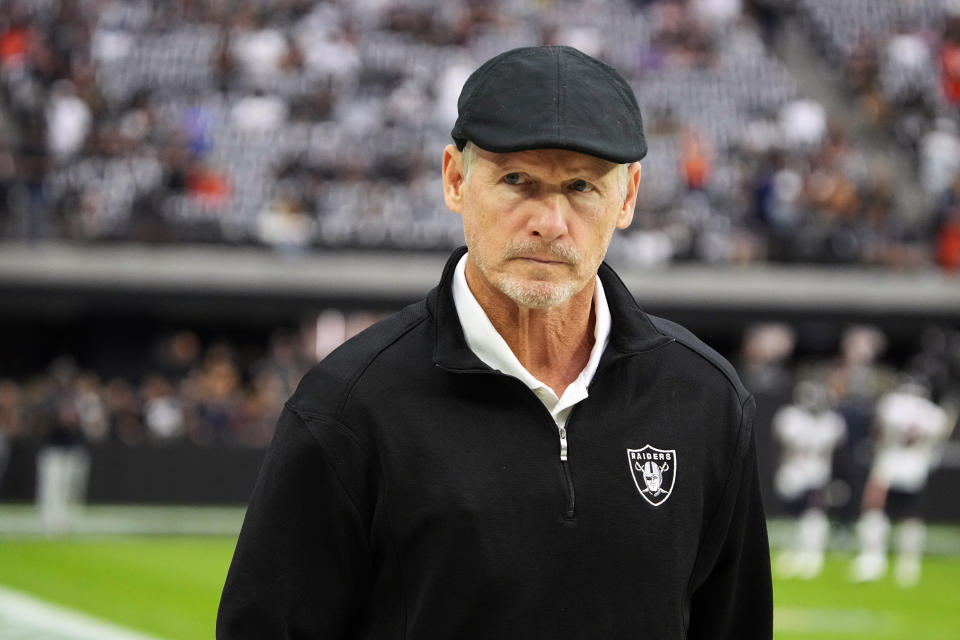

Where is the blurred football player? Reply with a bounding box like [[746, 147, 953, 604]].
[[773, 380, 845, 578], [852, 377, 954, 586]]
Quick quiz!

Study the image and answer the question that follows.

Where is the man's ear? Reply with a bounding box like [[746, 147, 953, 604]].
[[442, 144, 465, 214], [616, 162, 642, 229]]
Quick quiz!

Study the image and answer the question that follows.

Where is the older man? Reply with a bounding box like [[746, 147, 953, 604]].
[[218, 45, 772, 639]]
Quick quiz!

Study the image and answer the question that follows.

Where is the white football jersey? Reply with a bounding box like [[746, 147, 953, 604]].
[[872, 391, 949, 492], [773, 405, 846, 499]]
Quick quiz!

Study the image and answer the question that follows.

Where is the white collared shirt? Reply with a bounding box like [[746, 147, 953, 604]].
[[451, 253, 611, 432]]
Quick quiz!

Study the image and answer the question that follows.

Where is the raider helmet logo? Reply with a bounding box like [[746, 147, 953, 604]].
[[627, 445, 677, 506]]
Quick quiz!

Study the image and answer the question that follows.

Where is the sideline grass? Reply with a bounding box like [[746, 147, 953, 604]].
[[0, 536, 237, 640], [774, 553, 960, 639], [0, 536, 959, 639]]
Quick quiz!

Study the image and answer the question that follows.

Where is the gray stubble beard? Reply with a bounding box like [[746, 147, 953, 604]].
[[494, 274, 578, 308], [474, 239, 584, 309]]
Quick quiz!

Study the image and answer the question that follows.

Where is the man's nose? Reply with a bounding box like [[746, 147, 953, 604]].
[[527, 195, 569, 241]]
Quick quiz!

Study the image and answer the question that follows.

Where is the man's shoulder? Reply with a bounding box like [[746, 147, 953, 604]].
[[287, 299, 431, 419], [645, 313, 751, 404]]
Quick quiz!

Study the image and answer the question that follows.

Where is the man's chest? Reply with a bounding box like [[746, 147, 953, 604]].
[[369, 379, 727, 580]]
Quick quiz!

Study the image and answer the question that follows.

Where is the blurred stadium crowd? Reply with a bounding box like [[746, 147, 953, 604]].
[[0, 312, 384, 451], [1, 0, 959, 266], [0, 317, 957, 453]]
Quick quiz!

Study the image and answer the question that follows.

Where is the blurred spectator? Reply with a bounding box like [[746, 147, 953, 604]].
[[181, 105, 215, 158], [678, 127, 713, 190], [44, 79, 91, 162], [186, 160, 232, 207], [934, 174, 960, 269], [256, 329, 310, 395], [35, 357, 91, 537], [192, 343, 242, 444], [690, 0, 742, 32], [743, 0, 783, 49], [883, 27, 934, 100], [293, 5, 360, 81], [105, 377, 145, 445], [740, 322, 795, 396], [751, 150, 804, 258], [0, 379, 24, 491], [74, 373, 108, 441], [152, 330, 202, 379], [779, 99, 827, 150], [0, 142, 12, 234], [940, 13, 960, 109], [846, 35, 886, 124], [226, 8, 293, 84], [230, 89, 288, 132], [919, 117, 960, 202], [314, 309, 348, 360], [141, 374, 184, 442], [647, 0, 717, 69], [0, 3, 34, 75], [10, 116, 49, 240], [907, 326, 960, 407], [256, 188, 312, 251]]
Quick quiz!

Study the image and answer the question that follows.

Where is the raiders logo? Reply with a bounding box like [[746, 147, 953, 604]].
[[627, 445, 677, 507]]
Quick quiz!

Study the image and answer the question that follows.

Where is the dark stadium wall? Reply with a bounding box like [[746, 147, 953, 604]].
[[0, 441, 264, 505], [1, 440, 959, 522]]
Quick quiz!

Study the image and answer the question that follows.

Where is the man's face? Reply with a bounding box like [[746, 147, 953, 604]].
[[443, 145, 640, 309]]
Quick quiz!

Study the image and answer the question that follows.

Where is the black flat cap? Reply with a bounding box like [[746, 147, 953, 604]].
[[451, 45, 647, 164]]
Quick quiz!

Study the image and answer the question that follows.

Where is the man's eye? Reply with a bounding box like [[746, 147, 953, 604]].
[[503, 173, 525, 185], [570, 179, 594, 192]]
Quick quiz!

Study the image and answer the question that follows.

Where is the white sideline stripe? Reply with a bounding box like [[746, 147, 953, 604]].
[[0, 585, 163, 640], [775, 607, 898, 634]]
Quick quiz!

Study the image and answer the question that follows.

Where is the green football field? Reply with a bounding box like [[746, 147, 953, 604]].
[[0, 511, 958, 639], [0, 536, 233, 640]]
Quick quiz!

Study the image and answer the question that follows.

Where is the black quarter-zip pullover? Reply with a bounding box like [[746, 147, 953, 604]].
[[218, 247, 773, 639]]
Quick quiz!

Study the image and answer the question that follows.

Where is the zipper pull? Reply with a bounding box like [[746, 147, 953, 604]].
[[558, 425, 568, 461]]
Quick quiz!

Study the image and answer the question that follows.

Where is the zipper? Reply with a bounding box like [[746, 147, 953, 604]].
[[514, 381, 579, 519], [436, 365, 578, 519], [560, 459, 576, 519], [558, 405, 581, 520]]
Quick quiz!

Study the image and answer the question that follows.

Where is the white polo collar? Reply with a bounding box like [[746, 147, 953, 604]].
[[451, 253, 610, 425]]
